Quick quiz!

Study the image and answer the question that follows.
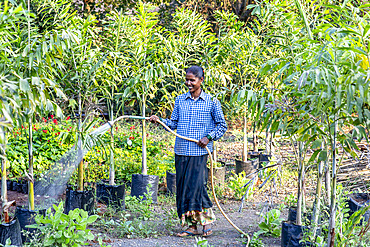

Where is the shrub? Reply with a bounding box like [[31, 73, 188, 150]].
[[6, 116, 74, 178], [257, 209, 284, 238], [27, 202, 98, 247]]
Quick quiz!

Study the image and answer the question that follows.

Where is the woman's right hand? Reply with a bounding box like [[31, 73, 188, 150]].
[[149, 115, 159, 123]]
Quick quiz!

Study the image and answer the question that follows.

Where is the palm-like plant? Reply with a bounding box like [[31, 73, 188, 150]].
[[60, 12, 102, 191], [0, 0, 69, 216], [116, 2, 164, 175], [261, 1, 370, 246]]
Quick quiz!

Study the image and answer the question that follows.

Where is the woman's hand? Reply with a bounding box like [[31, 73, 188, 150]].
[[197, 137, 209, 148], [149, 115, 159, 123]]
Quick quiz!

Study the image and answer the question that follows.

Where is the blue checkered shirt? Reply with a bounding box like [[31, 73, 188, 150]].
[[162, 90, 227, 156]]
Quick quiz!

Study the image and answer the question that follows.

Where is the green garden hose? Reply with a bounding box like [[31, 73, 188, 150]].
[[112, 115, 251, 246]]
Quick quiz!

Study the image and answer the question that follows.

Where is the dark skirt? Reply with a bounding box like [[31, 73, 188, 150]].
[[175, 154, 213, 218]]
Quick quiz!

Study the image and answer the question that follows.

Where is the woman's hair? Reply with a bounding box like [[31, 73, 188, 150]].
[[186, 66, 205, 79]]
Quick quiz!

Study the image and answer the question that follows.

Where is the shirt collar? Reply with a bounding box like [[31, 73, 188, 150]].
[[185, 90, 207, 101]]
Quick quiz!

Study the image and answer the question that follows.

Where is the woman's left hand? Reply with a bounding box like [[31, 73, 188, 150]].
[[197, 137, 209, 148]]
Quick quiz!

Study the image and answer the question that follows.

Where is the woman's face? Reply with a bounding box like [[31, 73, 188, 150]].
[[185, 72, 203, 94]]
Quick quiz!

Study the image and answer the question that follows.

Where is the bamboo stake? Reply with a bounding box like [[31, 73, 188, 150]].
[[27, 0, 35, 211], [253, 122, 257, 152]]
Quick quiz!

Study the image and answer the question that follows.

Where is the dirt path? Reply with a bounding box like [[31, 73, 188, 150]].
[[94, 201, 284, 247]]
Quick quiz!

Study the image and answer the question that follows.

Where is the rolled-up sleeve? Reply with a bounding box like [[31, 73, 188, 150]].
[[161, 97, 179, 131], [208, 99, 227, 141]]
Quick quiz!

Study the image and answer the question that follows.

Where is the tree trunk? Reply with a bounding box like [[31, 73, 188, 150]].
[[109, 10, 122, 185], [77, 91, 84, 191], [109, 87, 115, 185], [327, 122, 337, 247], [28, 117, 34, 210], [242, 113, 248, 162], [311, 143, 325, 240], [296, 141, 304, 225], [325, 164, 331, 203], [0, 126, 8, 221], [252, 122, 257, 152], [109, 129, 115, 185], [142, 94, 147, 175]]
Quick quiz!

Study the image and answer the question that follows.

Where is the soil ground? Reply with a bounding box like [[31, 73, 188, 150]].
[[96, 200, 284, 247]]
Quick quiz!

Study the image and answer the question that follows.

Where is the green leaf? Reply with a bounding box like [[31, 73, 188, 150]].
[[86, 215, 98, 224], [359, 3, 370, 9], [44, 236, 55, 246], [311, 139, 322, 149], [318, 150, 327, 162], [19, 79, 30, 93], [32, 77, 41, 86], [258, 222, 269, 231]]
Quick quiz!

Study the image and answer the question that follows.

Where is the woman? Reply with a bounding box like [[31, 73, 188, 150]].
[[149, 66, 227, 237]]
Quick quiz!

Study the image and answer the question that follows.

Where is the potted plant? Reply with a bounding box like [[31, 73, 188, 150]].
[[229, 24, 266, 176], [93, 9, 127, 209], [118, 3, 163, 203], [62, 11, 102, 214], [3, 0, 71, 241]]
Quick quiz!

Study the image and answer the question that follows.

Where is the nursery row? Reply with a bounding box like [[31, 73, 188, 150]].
[[1, 0, 370, 246]]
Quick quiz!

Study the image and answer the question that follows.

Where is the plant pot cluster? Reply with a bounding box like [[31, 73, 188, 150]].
[[62, 174, 162, 214], [281, 193, 370, 247], [0, 208, 47, 246], [6, 179, 28, 194]]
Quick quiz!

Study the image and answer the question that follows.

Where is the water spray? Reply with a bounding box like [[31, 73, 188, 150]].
[[107, 115, 251, 246]]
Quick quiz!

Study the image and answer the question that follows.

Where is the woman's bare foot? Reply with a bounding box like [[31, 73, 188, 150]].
[[202, 224, 213, 237], [176, 225, 198, 237]]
